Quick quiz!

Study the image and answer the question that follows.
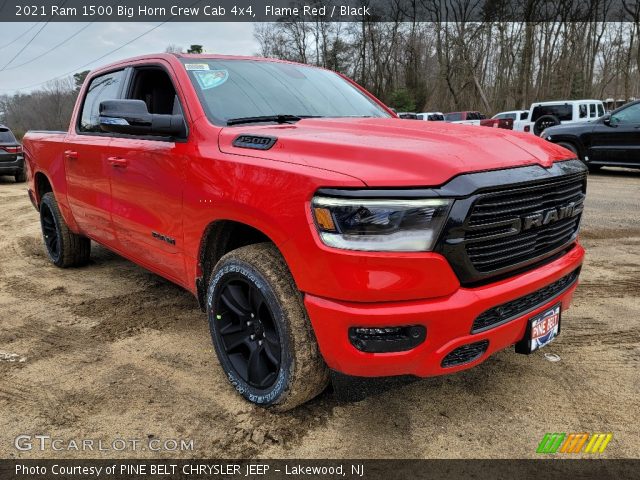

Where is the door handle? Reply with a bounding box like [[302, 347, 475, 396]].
[[107, 156, 129, 168], [64, 150, 78, 160]]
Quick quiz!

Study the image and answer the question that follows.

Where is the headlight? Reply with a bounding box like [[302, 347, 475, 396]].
[[311, 196, 452, 252]]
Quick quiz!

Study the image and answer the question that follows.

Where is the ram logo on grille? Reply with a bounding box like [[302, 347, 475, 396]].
[[521, 200, 584, 232]]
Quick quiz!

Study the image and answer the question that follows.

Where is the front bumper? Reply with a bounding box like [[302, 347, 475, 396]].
[[0, 156, 24, 174], [305, 243, 584, 378]]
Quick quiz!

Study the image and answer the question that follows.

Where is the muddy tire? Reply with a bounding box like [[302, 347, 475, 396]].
[[39, 192, 91, 268], [207, 243, 329, 410]]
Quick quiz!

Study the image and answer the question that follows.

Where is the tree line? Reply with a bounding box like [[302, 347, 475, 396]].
[[255, 19, 640, 113]]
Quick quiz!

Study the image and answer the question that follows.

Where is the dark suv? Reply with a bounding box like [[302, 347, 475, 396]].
[[0, 125, 25, 182], [541, 100, 640, 172]]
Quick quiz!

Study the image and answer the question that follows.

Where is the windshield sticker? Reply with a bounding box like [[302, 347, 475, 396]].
[[185, 63, 210, 71], [194, 70, 228, 90]]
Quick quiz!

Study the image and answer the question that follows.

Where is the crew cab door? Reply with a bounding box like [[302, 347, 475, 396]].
[[65, 69, 126, 245], [588, 102, 640, 166], [107, 64, 188, 284]]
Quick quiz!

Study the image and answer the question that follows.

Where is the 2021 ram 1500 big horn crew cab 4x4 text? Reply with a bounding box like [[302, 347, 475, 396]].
[[23, 54, 586, 410]]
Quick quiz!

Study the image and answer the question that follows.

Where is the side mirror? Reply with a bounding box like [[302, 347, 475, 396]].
[[603, 114, 612, 126], [99, 100, 186, 138]]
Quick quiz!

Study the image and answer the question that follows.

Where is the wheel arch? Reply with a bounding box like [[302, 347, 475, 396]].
[[195, 219, 285, 311], [33, 171, 53, 208], [553, 136, 586, 160]]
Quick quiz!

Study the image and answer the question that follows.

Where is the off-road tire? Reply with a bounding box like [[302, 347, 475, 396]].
[[39, 192, 91, 268], [207, 243, 329, 411], [14, 170, 27, 183]]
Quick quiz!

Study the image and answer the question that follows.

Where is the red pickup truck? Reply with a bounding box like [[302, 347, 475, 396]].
[[23, 54, 586, 410]]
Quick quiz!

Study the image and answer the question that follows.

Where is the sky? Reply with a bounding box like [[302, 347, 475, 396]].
[[0, 22, 259, 94]]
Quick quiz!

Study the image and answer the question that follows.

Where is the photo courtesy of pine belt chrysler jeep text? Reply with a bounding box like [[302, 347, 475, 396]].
[[22, 54, 587, 410]]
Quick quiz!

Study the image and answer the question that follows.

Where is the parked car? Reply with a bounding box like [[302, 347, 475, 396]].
[[492, 110, 529, 132], [523, 100, 605, 136], [417, 112, 445, 121], [446, 111, 513, 129], [0, 125, 25, 182], [397, 112, 419, 119], [23, 53, 586, 410], [445, 111, 483, 125], [541, 99, 640, 172]]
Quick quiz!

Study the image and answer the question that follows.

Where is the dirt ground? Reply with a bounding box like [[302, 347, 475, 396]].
[[0, 168, 638, 459]]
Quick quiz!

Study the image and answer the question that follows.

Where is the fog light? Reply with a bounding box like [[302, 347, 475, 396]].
[[349, 325, 426, 353]]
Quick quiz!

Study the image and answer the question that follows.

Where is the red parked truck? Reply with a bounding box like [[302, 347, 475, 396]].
[[23, 54, 586, 410]]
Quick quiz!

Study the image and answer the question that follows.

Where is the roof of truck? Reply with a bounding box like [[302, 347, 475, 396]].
[[93, 53, 303, 74], [532, 99, 603, 105]]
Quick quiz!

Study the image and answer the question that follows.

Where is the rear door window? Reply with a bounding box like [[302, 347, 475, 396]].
[[445, 112, 462, 121], [589, 104, 597, 118], [79, 70, 125, 133]]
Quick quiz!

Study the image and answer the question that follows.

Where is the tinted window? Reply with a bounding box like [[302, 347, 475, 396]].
[[79, 70, 124, 133], [589, 104, 596, 118], [468, 112, 481, 120], [611, 103, 640, 125], [445, 112, 462, 121], [531, 104, 573, 122], [428, 114, 444, 121], [182, 60, 389, 125], [598, 104, 604, 117], [520, 112, 529, 120], [0, 128, 17, 143]]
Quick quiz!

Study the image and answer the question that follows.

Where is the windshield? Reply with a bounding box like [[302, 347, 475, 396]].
[[181, 59, 391, 125]]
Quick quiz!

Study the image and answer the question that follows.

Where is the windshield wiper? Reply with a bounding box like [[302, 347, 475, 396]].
[[226, 114, 321, 126]]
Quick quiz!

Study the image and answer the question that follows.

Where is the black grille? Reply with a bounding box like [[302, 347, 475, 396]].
[[441, 340, 489, 368], [464, 172, 586, 274], [472, 268, 580, 333]]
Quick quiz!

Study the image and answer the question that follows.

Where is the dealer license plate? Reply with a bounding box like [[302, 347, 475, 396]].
[[529, 304, 561, 352], [515, 303, 562, 354]]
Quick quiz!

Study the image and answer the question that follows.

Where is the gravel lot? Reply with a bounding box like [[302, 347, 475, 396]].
[[0, 168, 638, 459]]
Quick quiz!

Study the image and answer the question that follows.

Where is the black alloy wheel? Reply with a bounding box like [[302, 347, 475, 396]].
[[206, 243, 329, 410], [214, 275, 282, 389], [39, 192, 91, 268]]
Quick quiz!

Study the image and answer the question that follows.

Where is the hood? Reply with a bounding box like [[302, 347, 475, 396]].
[[218, 118, 575, 187]]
